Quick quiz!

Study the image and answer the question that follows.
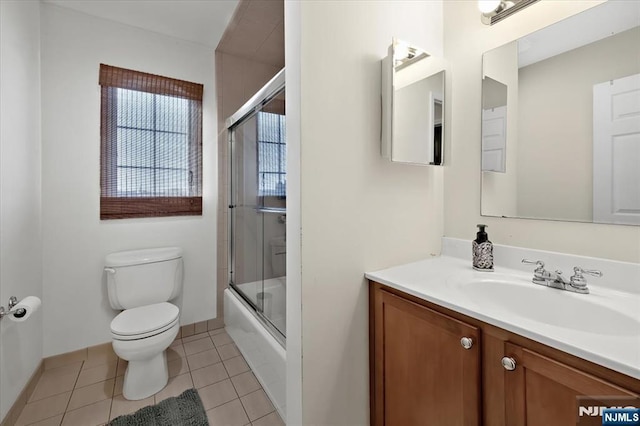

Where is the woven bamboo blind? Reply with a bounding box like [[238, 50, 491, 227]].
[[99, 64, 203, 219]]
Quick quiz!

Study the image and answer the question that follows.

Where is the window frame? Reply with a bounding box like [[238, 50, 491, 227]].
[[99, 64, 203, 220]]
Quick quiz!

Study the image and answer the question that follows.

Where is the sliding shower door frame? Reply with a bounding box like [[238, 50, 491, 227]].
[[226, 69, 286, 345]]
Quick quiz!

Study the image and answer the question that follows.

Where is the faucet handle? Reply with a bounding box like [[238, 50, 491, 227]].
[[570, 267, 602, 290], [573, 267, 603, 278], [522, 259, 545, 272]]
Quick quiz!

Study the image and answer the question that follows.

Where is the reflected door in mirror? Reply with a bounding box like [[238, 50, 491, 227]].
[[593, 73, 640, 225]]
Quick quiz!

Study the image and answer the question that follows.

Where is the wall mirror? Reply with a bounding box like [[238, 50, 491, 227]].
[[481, 1, 640, 225], [382, 39, 447, 165]]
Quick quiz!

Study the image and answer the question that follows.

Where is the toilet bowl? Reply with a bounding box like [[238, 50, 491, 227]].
[[110, 302, 180, 400], [105, 247, 184, 400]]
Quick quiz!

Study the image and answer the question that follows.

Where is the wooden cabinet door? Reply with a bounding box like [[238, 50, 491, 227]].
[[373, 288, 481, 426], [503, 343, 639, 426]]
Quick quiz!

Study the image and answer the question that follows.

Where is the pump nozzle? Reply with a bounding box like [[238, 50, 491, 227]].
[[475, 224, 489, 243]]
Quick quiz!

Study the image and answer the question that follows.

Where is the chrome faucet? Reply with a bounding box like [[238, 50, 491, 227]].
[[521, 259, 602, 294]]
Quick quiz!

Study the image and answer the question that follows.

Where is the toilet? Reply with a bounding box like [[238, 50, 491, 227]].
[[104, 247, 183, 400]]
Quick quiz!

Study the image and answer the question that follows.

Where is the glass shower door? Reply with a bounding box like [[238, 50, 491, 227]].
[[230, 113, 264, 311], [229, 86, 286, 341]]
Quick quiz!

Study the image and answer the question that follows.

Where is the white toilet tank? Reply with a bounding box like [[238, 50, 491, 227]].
[[270, 237, 286, 278], [105, 247, 183, 310]]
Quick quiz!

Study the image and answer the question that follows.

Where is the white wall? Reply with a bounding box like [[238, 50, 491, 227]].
[[289, 1, 444, 424], [444, 0, 640, 263], [0, 0, 43, 420], [284, 2, 302, 423], [40, 4, 217, 357]]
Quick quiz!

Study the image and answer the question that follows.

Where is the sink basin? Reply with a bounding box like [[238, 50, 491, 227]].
[[448, 273, 640, 336]]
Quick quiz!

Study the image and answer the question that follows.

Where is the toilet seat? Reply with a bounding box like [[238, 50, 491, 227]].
[[111, 302, 179, 341]]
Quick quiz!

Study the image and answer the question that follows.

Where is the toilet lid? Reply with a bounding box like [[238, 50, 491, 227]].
[[111, 302, 179, 337]]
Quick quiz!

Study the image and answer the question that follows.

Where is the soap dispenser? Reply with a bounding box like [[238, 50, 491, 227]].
[[472, 224, 494, 271]]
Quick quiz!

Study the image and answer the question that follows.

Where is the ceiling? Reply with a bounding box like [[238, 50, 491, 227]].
[[43, 0, 240, 49]]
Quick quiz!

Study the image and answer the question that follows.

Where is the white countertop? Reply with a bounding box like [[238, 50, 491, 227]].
[[366, 255, 640, 380]]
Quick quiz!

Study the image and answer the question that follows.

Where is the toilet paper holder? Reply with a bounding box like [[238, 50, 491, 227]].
[[0, 296, 26, 320]]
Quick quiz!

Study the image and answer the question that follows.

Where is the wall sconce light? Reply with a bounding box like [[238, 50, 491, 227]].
[[479, 0, 539, 25]]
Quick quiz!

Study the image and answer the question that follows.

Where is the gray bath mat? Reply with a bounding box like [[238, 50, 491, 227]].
[[109, 388, 209, 426]]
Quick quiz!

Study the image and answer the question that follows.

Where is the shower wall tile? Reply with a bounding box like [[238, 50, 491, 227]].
[[220, 54, 245, 119], [215, 52, 224, 104], [216, 0, 250, 55], [221, 19, 273, 59], [244, 0, 283, 29], [243, 61, 281, 101], [253, 22, 284, 68], [217, 242, 226, 266], [217, 0, 284, 69]]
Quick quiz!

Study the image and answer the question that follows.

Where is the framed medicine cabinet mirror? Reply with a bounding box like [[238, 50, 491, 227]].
[[382, 38, 447, 165], [481, 1, 640, 225]]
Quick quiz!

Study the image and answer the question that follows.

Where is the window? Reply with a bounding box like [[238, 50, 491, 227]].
[[257, 111, 286, 198], [99, 64, 203, 219]]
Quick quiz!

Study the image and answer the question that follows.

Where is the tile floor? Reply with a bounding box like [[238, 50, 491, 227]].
[[16, 329, 284, 426]]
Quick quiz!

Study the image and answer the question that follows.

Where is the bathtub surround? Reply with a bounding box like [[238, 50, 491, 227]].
[[0, 0, 44, 422], [214, 0, 285, 334], [40, 3, 218, 358]]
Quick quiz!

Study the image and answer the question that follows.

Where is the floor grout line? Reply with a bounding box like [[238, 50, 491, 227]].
[[251, 408, 278, 425], [106, 372, 117, 424], [236, 392, 253, 424], [58, 359, 84, 425]]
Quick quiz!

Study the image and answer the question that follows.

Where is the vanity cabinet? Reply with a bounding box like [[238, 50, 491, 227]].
[[503, 343, 638, 426], [370, 281, 640, 426], [371, 287, 481, 426]]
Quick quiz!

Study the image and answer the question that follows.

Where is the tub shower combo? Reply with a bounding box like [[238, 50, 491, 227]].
[[224, 69, 286, 418]]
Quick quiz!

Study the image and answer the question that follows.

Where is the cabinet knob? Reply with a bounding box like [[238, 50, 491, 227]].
[[501, 356, 517, 371], [460, 337, 474, 349]]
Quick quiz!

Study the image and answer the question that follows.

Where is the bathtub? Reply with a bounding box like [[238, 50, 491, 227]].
[[224, 277, 286, 420]]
